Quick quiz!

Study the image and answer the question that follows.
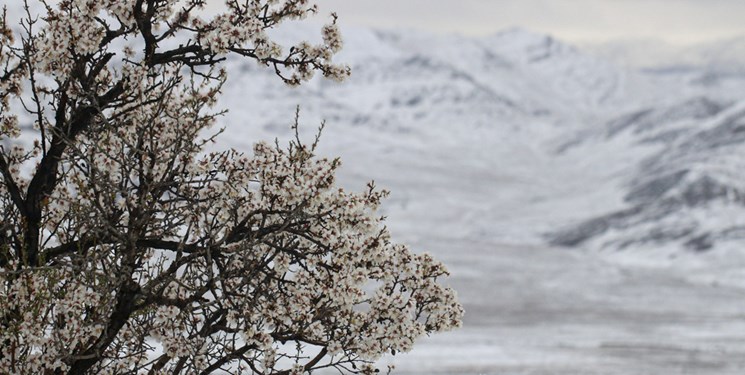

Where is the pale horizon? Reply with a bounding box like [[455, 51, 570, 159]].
[[204, 0, 745, 46]]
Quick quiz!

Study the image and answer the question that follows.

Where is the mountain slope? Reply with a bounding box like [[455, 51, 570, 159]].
[[219, 26, 745, 257], [550, 101, 745, 252]]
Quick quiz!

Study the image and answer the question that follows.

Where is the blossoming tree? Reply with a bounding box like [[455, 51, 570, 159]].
[[0, 1, 463, 374]]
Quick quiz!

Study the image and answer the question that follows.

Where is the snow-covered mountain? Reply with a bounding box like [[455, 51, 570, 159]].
[[218, 26, 745, 257], [6, 0, 745, 259]]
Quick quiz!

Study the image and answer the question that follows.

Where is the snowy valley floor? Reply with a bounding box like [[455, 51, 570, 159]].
[[376, 240, 745, 375]]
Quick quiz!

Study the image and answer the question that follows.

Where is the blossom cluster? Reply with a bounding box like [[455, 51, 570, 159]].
[[0, 267, 106, 373], [33, 0, 349, 84], [0, 1, 462, 374]]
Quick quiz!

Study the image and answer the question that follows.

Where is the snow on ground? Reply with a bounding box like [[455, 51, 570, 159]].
[[376, 241, 745, 374]]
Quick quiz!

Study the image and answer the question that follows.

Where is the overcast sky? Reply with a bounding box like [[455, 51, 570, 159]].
[[305, 0, 745, 45]]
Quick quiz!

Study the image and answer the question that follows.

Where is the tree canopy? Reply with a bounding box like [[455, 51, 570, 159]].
[[0, 1, 463, 374]]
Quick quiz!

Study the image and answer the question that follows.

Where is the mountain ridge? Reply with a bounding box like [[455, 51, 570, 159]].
[[213, 25, 745, 257]]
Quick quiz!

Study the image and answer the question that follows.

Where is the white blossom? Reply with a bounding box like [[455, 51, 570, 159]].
[[0, 1, 462, 374]]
